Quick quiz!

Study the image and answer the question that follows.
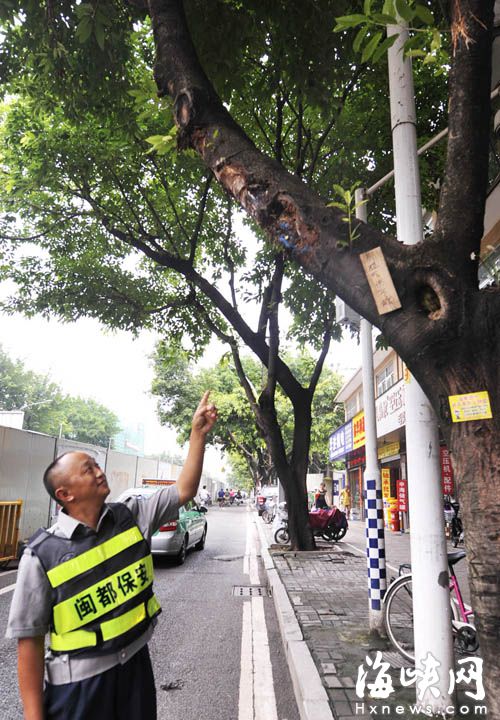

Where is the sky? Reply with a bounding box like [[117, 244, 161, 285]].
[[0, 308, 361, 457]]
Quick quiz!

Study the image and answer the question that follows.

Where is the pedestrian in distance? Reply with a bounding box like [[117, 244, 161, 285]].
[[6, 391, 218, 720], [313, 481, 330, 510], [198, 484, 211, 509], [340, 485, 351, 519]]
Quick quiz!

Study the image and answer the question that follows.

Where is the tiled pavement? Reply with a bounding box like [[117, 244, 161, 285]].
[[259, 519, 485, 720]]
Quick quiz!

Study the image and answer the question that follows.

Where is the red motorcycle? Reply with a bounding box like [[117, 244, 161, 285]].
[[308, 507, 348, 542]]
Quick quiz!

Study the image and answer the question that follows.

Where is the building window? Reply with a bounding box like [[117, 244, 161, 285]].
[[376, 363, 395, 397], [345, 396, 358, 420]]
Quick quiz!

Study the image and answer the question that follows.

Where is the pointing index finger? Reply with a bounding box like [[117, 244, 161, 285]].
[[198, 390, 211, 408]]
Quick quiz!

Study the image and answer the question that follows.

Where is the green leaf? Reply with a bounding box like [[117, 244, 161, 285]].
[[75, 17, 93, 44], [371, 33, 398, 62], [430, 28, 442, 51], [353, 25, 369, 53], [363, 0, 372, 14], [382, 0, 395, 13], [414, 4, 435, 26], [405, 48, 427, 57], [423, 53, 437, 64], [94, 22, 105, 51], [372, 13, 399, 25], [361, 31, 383, 62], [74, 4, 93, 20], [394, 0, 415, 23], [334, 14, 368, 31]]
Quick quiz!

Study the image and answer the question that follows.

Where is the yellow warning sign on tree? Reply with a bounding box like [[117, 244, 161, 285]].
[[448, 391, 492, 423]]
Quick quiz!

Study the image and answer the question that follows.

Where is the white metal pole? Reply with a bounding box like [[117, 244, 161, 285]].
[[356, 188, 387, 634], [387, 23, 454, 711]]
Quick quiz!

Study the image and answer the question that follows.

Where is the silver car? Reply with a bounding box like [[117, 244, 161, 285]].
[[116, 487, 208, 565]]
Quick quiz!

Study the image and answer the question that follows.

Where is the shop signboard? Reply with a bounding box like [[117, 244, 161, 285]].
[[352, 411, 365, 449], [440, 446, 454, 495], [328, 420, 353, 461], [397, 479, 408, 512], [377, 441, 400, 460], [347, 447, 366, 468], [376, 379, 406, 438], [381, 468, 392, 500]]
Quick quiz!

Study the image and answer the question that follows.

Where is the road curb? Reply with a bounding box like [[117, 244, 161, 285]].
[[255, 518, 334, 720]]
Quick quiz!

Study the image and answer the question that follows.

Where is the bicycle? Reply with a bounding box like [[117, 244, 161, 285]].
[[383, 550, 478, 663], [261, 499, 276, 524]]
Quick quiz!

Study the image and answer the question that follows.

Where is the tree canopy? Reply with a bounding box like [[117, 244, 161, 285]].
[[0, 345, 121, 445], [151, 343, 345, 484]]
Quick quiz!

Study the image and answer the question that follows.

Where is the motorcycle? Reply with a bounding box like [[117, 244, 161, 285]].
[[308, 507, 348, 542], [274, 504, 348, 544]]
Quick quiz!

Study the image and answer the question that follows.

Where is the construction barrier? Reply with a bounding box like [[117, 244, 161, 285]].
[[0, 500, 23, 565]]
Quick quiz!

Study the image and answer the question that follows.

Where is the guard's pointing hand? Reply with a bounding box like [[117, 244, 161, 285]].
[[191, 390, 218, 436]]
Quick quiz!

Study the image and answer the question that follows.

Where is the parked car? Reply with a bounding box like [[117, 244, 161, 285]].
[[116, 486, 207, 565], [255, 486, 278, 516]]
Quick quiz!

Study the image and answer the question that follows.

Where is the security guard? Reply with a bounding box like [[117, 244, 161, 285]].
[[6, 391, 217, 720]]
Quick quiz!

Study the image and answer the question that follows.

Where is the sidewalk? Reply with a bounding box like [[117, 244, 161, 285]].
[[256, 515, 484, 720]]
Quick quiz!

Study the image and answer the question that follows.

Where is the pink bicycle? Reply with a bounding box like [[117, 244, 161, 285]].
[[383, 549, 478, 662]]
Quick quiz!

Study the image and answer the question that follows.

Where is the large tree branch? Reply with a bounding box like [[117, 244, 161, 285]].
[[265, 252, 284, 401], [144, 0, 498, 417], [308, 320, 334, 394], [145, 1, 423, 351], [99, 208, 306, 399]]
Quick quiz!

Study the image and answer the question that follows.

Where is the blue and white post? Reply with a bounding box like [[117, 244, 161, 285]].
[[356, 188, 387, 631]]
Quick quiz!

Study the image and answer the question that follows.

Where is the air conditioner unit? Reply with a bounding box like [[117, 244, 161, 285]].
[[335, 297, 361, 329]]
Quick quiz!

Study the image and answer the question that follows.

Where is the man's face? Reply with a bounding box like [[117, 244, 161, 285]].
[[55, 452, 110, 506]]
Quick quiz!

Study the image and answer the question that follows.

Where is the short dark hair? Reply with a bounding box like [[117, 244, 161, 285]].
[[43, 453, 71, 503]]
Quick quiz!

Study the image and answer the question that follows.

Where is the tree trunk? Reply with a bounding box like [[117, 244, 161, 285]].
[[259, 390, 315, 550], [448, 395, 500, 714]]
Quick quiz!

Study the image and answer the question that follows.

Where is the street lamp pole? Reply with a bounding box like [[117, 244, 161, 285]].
[[386, 21, 453, 711], [356, 189, 387, 634]]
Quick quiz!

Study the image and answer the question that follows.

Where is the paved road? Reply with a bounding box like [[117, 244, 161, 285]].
[[0, 504, 299, 720]]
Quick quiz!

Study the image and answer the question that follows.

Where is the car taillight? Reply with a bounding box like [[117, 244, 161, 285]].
[[159, 522, 177, 532]]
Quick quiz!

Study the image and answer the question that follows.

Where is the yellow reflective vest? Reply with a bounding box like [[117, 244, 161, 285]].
[[28, 504, 161, 655]]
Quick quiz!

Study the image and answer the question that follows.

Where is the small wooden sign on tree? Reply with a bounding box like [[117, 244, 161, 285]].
[[359, 247, 401, 315]]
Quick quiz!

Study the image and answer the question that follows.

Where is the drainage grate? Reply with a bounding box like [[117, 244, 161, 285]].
[[232, 585, 270, 597]]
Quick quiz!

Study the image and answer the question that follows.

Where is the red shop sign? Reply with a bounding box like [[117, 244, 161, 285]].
[[396, 479, 408, 512], [440, 446, 454, 496]]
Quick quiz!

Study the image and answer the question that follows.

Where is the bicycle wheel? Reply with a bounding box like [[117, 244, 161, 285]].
[[262, 510, 273, 524], [384, 574, 416, 663], [274, 527, 290, 544], [384, 575, 461, 663]]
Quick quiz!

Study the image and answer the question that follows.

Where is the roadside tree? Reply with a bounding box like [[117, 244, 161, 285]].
[[0, 0, 498, 701]]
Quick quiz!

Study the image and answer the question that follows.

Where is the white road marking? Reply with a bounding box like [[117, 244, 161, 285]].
[[0, 569, 18, 578], [243, 511, 260, 585], [0, 583, 16, 596], [239, 601, 254, 720], [239, 514, 278, 720], [252, 595, 278, 720]]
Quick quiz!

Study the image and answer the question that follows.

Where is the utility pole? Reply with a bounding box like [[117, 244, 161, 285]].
[[387, 22, 454, 711], [356, 188, 387, 634]]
